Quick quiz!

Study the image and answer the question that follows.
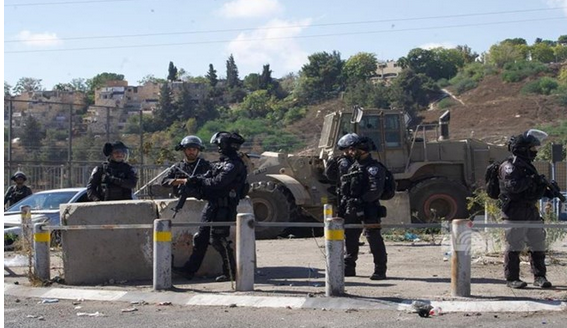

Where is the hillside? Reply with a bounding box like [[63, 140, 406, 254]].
[[419, 74, 564, 145], [285, 74, 564, 152]]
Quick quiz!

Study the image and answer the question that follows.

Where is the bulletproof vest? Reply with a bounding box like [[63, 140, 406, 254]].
[[499, 157, 544, 203], [342, 163, 366, 198], [103, 161, 134, 200], [203, 155, 247, 201]]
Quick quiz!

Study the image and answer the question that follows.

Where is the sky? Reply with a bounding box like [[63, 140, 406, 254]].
[[3, 0, 567, 90]]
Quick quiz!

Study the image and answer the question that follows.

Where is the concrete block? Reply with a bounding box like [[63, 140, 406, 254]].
[[60, 197, 254, 285], [60, 200, 156, 285]]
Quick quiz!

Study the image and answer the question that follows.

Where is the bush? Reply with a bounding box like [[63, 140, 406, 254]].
[[501, 60, 548, 82], [437, 97, 456, 109], [521, 77, 559, 95], [453, 78, 477, 95]]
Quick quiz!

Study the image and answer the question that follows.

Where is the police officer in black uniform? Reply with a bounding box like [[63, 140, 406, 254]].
[[324, 133, 356, 218], [340, 135, 388, 280], [179, 131, 248, 282], [87, 141, 139, 201], [4, 171, 33, 209], [161, 135, 211, 197], [499, 129, 553, 289]]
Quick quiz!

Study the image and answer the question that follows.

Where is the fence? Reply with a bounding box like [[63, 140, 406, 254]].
[[21, 204, 567, 298], [5, 161, 567, 197], [4, 163, 169, 195]]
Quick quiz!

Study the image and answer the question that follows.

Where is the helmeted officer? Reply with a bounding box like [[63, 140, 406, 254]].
[[4, 171, 33, 209], [87, 141, 139, 201], [324, 133, 357, 217], [161, 135, 211, 197], [340, 135, 388, 280], [499, 129, 554, 289], [179, 131, 248, 282]]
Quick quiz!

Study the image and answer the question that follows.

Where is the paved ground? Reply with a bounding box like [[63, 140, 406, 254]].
[[4, 233, 567, 314]]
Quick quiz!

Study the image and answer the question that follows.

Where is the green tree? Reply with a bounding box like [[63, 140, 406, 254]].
[[389, 70, 439, 114], [399, 48, 463, 81], [138, 74, 166, 85], [295, 51, 344, 103], [343, 52, 377, 85], [13, 77, 43, 95], [531, 42, 555, 63], [237, 90, 272, 119], [558, 35, 567, 45], [167, 61, 178, 81], [553, 44, 567, 62], [86, 72, 124, 91], [20, 115, 44, 149], [5, 81, 12, 96], [455, 45, 478, 64], [153, 83, 176, 129], [243, 73, 260, 91], [344, 80, 390, 109], [226, 54, 240, 88], [206, 64, 218, 87], [259, 64, 273, 90], [487, 42, 528, 68], [177, 83, 196, 121]]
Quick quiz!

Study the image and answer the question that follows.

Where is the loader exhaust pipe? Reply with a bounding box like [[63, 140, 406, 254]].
[[439, 110, 450, 140]]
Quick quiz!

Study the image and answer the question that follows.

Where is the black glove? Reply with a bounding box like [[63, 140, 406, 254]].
[[102, 175, 120, 186], [186, 175, 202, 185]]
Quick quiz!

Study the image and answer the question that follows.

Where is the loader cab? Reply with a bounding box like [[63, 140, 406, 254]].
[[319, 107, 408, 173]]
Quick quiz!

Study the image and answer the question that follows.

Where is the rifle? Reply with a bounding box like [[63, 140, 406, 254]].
[[133, 164, 176, 196], [172, 158, 202, 218], [540, 175, 566, 202]]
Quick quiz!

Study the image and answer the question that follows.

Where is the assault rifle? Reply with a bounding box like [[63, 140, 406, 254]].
[[540, 175, 566, 202], [172, 158, 202, 218]]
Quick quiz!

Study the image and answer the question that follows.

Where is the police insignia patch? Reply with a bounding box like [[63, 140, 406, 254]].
[[504, 164, 513, 175], [368, 166, 379, 176], [225, 163, 234, 171]]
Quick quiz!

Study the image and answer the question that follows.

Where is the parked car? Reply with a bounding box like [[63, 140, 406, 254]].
[[4, 187, 90, 248]]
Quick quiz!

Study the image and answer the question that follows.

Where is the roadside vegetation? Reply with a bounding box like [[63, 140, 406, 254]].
[[4, 35, 567, 165]]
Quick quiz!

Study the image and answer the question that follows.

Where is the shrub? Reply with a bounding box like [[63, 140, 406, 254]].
[[437, 97, 455, 109], [453, 78, 477, 95], [501, 60, 548, 82], [520, 77, 559, 95]]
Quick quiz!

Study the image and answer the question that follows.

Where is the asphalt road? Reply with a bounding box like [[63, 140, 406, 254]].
[[4, 295, 567, 328]]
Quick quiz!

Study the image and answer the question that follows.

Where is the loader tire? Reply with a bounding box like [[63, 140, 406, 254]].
[[409, 178, 470, 223], [249, 181, 300, 239]]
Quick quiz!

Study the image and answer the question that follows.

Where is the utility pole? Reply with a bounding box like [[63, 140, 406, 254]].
[[67, 104, 73, 187]]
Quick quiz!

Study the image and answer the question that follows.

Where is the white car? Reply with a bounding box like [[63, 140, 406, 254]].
[[4, 187, 90, 248]]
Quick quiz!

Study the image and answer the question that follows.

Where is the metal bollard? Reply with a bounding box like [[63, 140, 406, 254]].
[[236, 213, 256, 291], [20, 205, 32, 252], [324, 204, 344, 296], [451, 219, 472, 297], [33, 223, 51, 281], [153, 219, 172, 290]]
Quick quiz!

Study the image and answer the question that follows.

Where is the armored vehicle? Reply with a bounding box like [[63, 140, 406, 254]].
[[248, 106, 510, 238]]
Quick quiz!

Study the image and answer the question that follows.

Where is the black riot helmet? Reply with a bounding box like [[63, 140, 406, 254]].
[[102, 141, 130, 162], [337, 133, 360, 150], [175, 135, 204, 151], [354, 136, 377, 152], [210, 131, 245, 153], [11, 171, 27, 181], [508, 129, 547, 161]]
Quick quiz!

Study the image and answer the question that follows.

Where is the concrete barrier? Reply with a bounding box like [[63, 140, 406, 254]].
[[60, 197, 253, 285]]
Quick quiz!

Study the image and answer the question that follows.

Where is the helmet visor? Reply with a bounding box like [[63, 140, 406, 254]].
[[111, 148, 129, 162], [525, 129, 548, 145]]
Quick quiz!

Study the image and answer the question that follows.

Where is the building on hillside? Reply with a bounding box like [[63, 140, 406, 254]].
[[371, 60, 402, 84], [4, 90, 87, 130]]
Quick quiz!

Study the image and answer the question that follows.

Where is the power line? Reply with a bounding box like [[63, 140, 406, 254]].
[[5, 17, 565, 54], [4, 0, 135, 7], [4, 7, 566, 43]]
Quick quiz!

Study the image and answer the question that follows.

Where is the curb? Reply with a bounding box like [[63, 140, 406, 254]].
[[5, 284, 566, 313]]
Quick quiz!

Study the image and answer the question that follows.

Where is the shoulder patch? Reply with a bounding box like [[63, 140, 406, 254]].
[[367, 166, 379, 176], [224, 162, 235, 171], [503, 163, 514, 175]]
